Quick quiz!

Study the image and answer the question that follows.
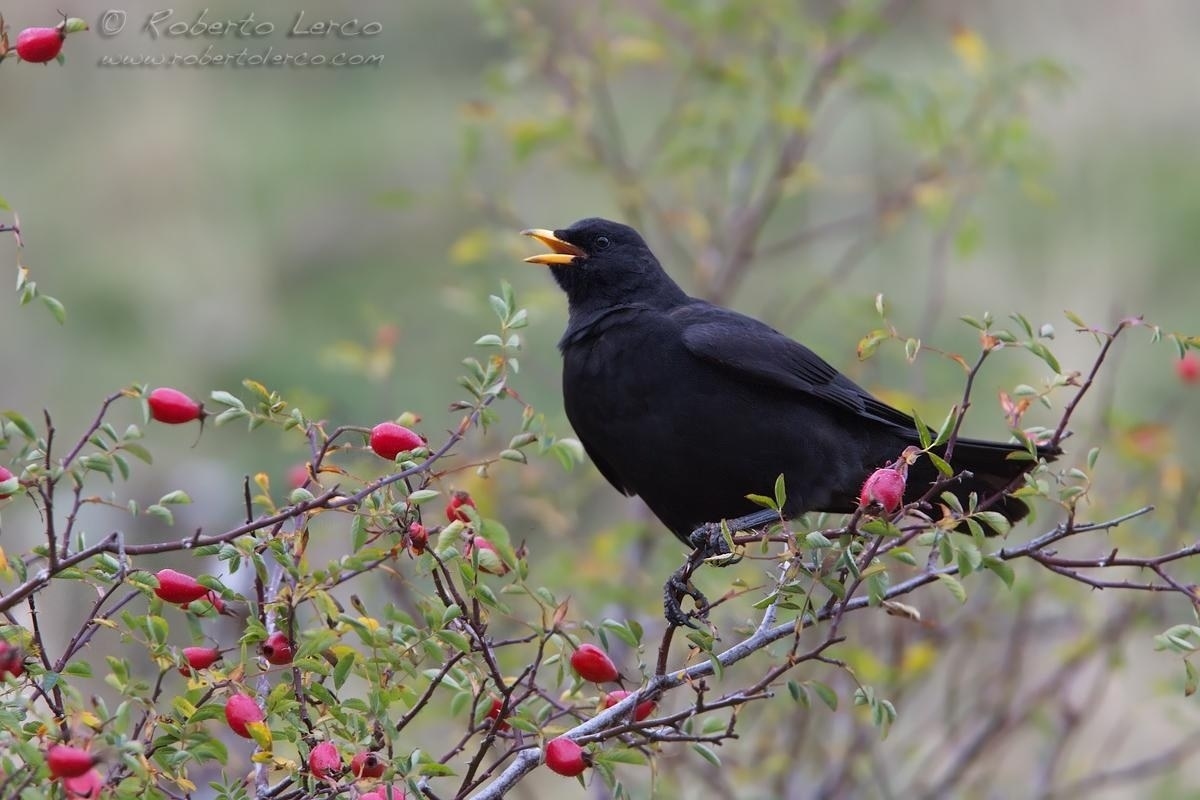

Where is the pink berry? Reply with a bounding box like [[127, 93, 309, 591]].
[[153, 568, 210, 605], [603, 690, 656, 721], [569, 643, 619, 684], [350, 750, 386, 779], [15, 27, 64, 63], [0, 465, 15, 499], [224, 693, 264, 738], [1177, 352, 1200, 384], [46, 744, 96, 779], [261, 632, 294, 666], [545, 737, 587, 777], [858, 467, 906, 513], [147, 387, 204, 424], [307, 741, 342, 779], [179, 646, 221, 676], [369, 422, 423, 460]]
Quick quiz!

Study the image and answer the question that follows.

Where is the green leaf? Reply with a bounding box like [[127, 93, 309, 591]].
[[158, 490, 192, 505], [936, 573, 967, 603], [691, 744, 721, 768], [927, 452, 953, 477], [809, 681, 838, 711], [983, 555, 1015, 588], [3, 411, 38, 440], [912, 408, 931, 449], [857, 329, 889, 361], [209, 391, 245, 409], [773, 474, 787, 509], [146, 504, 174, 525], [42, 295, 66, 324]]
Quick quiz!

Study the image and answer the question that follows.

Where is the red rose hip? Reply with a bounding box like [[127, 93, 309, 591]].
[[46, 744, 96, 779], [147, 387, 204, 424], [603, 690, 656, 721], [0, 465, 15, 499], [859, 467, 905, 513], [545, 737, 587, 777], [463, 536, 509, 576], [224, 693, 264, 738], [0, 640, 25, 679], [308, 741, 342, 779], [486, 697, 510, 731], [179, 646, 221, 676], [15, 27, 64, 63], [63, 769, 103, 800], [570, 643, 619, 684], [1177, 352, 1200, 384], [445, 490, 476, 523], [153, 568, 210, 604], [370, 422, 423, 460], [350, 750, 386, 779], [407, 522, 428, 555], [261, 632, 294, 665]]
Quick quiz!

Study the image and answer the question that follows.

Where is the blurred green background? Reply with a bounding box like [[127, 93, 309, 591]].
[[3, 1, 1200, 797]]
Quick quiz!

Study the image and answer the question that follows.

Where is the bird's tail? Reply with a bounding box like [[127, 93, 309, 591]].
[[907, 436, 1060, 531]]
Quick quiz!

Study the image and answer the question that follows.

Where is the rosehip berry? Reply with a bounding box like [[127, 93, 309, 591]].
[[63, 769, 103, 800], [486, 697, 510, 731], [0, 640, 25, 679], [350, 750, 386, 779], [569, 643, 619, 684], [179, 646, 221, 676], [308, 741, 342, 779], [603, 690, 656, 721], [445, 490, 476, 523], [46, 744, 96, 779], [464, 536, 509, 576], [261, 631, 294, 666], [407, 522, 428, 555], [147, 387, 204, 424], [0, 465, 16, 499], [153, 568, 210, 605], [190, 590, 227, 616], [361, 787, 406, 800], [1177, 352, 1200, 384], [545, 737, 588, 777], [15, 26, 64, 63], [288, 463, 311, 489], [370, 422, 423, 460], [859, 467, 906, 513], [224, 693, 264, 738]]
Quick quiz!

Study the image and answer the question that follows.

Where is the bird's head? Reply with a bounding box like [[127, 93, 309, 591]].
[[522, 218, 685, 311]]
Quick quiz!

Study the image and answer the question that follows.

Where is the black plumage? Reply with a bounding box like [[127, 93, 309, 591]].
[[523, 218, 1056, 545]]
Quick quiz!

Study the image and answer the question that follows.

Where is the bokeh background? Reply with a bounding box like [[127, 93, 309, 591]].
[[2, 1, 1199, 798]]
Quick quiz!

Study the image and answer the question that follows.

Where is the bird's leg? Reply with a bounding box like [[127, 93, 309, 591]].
[[687, 508, 782, 558], [664, 509, 785, 626], [663, 554, 710, 628]]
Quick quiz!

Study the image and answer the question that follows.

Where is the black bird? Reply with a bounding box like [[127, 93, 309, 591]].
[[522, 218, 1058, 548]]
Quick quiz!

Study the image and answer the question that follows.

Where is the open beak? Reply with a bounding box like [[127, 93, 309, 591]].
[[522, 229, 586, 266]]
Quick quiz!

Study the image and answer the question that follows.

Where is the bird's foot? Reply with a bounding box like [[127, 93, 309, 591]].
[[687, 521, 741, 566], [663, 565, 710, 629]]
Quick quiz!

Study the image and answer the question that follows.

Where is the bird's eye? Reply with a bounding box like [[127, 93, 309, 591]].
[[594, 236, 611, 250]]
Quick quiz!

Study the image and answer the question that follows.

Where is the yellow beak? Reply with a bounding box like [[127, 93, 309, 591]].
[[521, 229, 586, 266]]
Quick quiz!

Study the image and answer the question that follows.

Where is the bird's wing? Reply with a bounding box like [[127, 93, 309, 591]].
[[577, 437, 635, 497], [676, 303, 921, 433]]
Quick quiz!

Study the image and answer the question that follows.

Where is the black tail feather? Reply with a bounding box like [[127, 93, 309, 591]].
[[908, 436, 1060, 531]]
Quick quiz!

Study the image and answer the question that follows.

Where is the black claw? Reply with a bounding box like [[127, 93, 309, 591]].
[[663, 568, 709, 628]]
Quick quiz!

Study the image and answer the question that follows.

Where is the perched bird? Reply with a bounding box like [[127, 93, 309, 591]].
[[522, 218, 1058, 547]]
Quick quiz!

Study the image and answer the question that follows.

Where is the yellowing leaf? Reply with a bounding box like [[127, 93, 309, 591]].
[[900, 642, 938, 676], [449, 229, 491, 265], [609, 36, 665, 65], [951, 25, 987, 74]]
